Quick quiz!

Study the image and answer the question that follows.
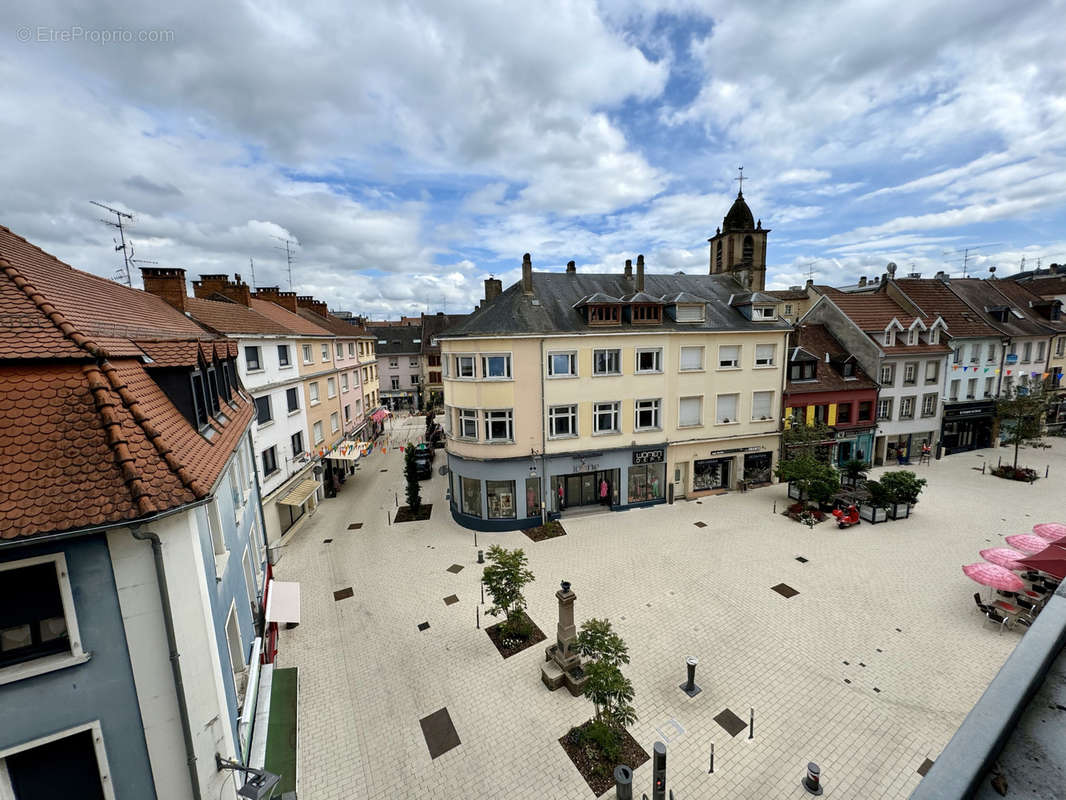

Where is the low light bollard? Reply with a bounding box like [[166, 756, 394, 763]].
[[613, 765, 632, 800], [803, 762, 823, 795]]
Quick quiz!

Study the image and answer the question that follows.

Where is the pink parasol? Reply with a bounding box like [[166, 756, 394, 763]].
[[1005, 534, 1051, 554], [1033, 523, 1066, 542], [962, 562, 1024, 592], [980, 547, 1027, 569]]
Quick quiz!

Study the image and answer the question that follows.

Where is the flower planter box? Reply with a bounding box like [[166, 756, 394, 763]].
[[887, 503, 910, 520], [859, 504, 887, 523], [787, 482, 808, 501]]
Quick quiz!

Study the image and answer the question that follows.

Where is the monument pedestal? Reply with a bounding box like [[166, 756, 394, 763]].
[[540, 581, 588, 695]]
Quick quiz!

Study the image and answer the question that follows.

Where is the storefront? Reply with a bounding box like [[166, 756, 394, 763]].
[[941, 401, 995, 454], [670, 436, 778, 497], [884, 430, 937, 463], [833, 427, 875, 466]]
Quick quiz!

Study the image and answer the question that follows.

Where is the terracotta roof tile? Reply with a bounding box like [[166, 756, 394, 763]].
[[293, 308, 373, 337], [893, 279, 1001, 338], [819, 286, 950, 354], [185, 296, 298, 336], [787, 324, 877, 394], [249, 298, 333, 336]]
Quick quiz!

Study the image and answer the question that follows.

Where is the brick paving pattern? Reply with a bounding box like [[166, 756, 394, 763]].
[[273, 414, 1065, 799]]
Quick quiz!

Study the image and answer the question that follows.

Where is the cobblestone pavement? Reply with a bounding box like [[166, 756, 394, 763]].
[[274, 417, 1066, 800]]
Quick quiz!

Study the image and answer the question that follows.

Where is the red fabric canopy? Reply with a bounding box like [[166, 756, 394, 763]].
[[962, 562, 1025, 591], [1015, 549, 1066, 580]]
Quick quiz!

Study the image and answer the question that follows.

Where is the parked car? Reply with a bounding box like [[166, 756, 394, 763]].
[[413, 443, 434, 480], [427, 423, 445, 448]]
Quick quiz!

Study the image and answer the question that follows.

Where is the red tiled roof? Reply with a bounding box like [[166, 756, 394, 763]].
[[787, 324, 877, 394], [893, 279, 1001, 338], [294, 307, 373, 337], [249, 298, 333, 336], [0, 227, 254, 540], [185, 296, 297, 336], [819, 286, 950, 354]]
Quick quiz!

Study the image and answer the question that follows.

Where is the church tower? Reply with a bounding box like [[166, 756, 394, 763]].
[[708, 177, 769, 291]]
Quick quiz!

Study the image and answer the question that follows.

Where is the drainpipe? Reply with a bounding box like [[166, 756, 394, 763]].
[[540, 337, 548, 525], [130, 524, 203, 800]]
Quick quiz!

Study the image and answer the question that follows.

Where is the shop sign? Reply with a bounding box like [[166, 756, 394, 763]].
[[1005, 353, 1019, 364], [573, 462, 599, 473], [633, 448, 665, 464], [708, 446, 763, 455]]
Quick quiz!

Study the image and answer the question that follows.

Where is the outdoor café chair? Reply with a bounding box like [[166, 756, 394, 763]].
[[973, 593, 992, 615], [984, 608, 1011, 633]]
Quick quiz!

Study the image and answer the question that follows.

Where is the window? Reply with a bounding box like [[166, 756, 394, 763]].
[[244, 346, 261, 371], [675, 304, 705, 323], [984, 377, 994, 397], [636, 348, 662, 373], [907, 327, 918, 346], [922, 393, 938, 416], [589, 304, 621, 324], [0, 555, 85, 673], [207, 499, 226, 556], [341, 373, 349, 392], [461, 477, 482, 516], [635, 398, 661, 430], [752, 391, 773, 420], [594, 402, 619, 434], [899, 397, 915, 419], [459, 408, 478, 439], [1037, 341, 1046, 362], [242, 547, 257, 618], [410, 358, 419, 367], [968, 346, 979, 364], [754, 343, 775, 367], [880, 364, 895, 385], [716, 393, 739, 424], [1057, 338, 1065, 357], [225, 605, 246, 689], [309, 382, 319, 403], [389, 358, 399, 367], [858, 401, 872, 421], [484, 410, 514, 441], [953, 347, 963, 365], [593, 348, 622, 375], [903, 363, 917, 385], [327, 377, 336, 398], [836, 402, 851, 423], [753, 306, 775, 319], [678, 396, 702, 427], [456, 355, 476, 378], [950, 379, 960, 400], [679, 346, 703, 371], [428, 354, 441, 367], [331, 412, 339, 433], [967, 378, 977, 399], [391, 377, 400, 390], [929, 326, 941, 344], [988, 343, 998, 362], [321, 343, 330, 362], [344, 404, 351, 421], [784, 304, 793, 316], [1009, 343, 1017, 356], [718, 345, 740, 369], [925, 361, 939, 384], [276, 344, 290, 367], [291, 430, 303, 458], [262, 446, 278, 476], [302, 344, 313, 364], [190, 372, 209, 427], [883, 329, 895, 346], [482, 354, 512, 379], [349, 342, 355, 357], [548, 352, 576, 377], [429, 371, 441, 383], [1023, 342, 1033, 362], [877, 398, 893, 420], [313, 421, 324, 444], [790, 361, 816, 381], [842, 361, 855, 378], [255, 395, 272, 425], [632, 304, 662, 323], [411, 374, 420, 385], [548, 405, 577, 438], [282, 387, 298, 414], [486, 480, 516, 519]]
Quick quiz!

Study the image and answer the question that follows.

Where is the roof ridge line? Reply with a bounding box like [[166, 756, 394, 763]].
[[0, 256, 108, 358], [97, 358, 209, 498]]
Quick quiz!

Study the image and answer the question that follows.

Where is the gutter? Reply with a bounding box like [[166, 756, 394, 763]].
[[129, 524, 203, 800]]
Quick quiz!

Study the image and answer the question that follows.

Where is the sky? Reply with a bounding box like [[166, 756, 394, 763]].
[[3, 1, 1066, 319]]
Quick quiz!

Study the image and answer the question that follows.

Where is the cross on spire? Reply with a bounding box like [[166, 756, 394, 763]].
[[735, 166, 745, 195]]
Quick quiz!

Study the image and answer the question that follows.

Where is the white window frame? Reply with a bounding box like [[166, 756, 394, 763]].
[[877, 398, 893, 420], [313, 420, 324, 444], [224, 602, 247, 690], [341, 373, 349, 392], [754, 343, 776, 368], [903, 363, 917, 385], [784, 304, 793, 316], [321, 343, 330, 362], [277, 344, 291, 368], [988, 343, 998, 362], [458, 408, 478, 439], [679, 346, 704, 372], [593, 348, 622, 376], [484, 409, 514, 442], [0, 721, 115, 799], [309, 382, 320, 404], [330, 412, 340, 433], [548, 405, 578, 439], [677, 396, 702, 428], [717, 345, 740, 370], [593, 401, 620, 434], [950, 379, 960, 400], [244, 345, 262, 372], [455, 354, 476, 379], [547, 351, 577, 378], [481, 354, 512, 380], [302, 344, 313, 364], [241, 546, 257, 618], [752, 390, 773, 421], [635, 348, 663, 374], [880, 364, 894, 385], [922, 393, 938, 417], [899, 396, 915, 419], [754, 306, 776, 320], [925, 361, 939, 384], [335, 342, 343, 359], [1037, 341, 1046, 362], [715, 393, 739, 424], [327, 377, 336, 398], [0, 553, 89, 686], [634, 398, 661, 431], [261, 445, 278, 477]]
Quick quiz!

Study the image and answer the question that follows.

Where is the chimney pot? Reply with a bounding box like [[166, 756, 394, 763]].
[[624, 259, 633, 279], [805, 278, 813, 289], [566, 260, 576, 274], [636, 254, 645, 291], [858, 276, 867, 287], [484, 276, 503, 301], [522, 253, 534, 295], [141, 267, 188, 313]]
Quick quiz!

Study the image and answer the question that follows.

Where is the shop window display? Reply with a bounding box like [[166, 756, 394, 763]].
[[627, 463, 665, 502], [525, 477, 541, 518], [487, 480, 516, 519], [461, 477, 482, 517], [743, 452, 772, 483], [693, 458, 730, 491]]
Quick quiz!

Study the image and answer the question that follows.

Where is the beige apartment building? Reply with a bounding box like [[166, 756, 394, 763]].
[[441, 194, 788, 531]]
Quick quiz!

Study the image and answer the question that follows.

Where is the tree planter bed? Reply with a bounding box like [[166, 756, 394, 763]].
[[522, 521, 567, 541], [887, 503, 911, 520], [559, 720, 649, 797], [484, 610, 546, 659], [394, 504, 432, 522], [992, 466, 1038, 483], [859, 504, 888, 523]]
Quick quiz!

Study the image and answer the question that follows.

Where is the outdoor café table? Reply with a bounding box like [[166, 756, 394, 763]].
[[994, 600, 1019, 615]]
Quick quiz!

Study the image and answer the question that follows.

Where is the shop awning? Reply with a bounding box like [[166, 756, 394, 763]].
[[277, 479, 319, 507], [371, 407, 391, 423], [325, 442, 362, 462], [265, 580, 301, 624]]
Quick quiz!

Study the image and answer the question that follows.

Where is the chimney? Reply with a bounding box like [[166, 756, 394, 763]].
[[193, 273, 251, 306], [624, 259, 633, 280], [858, 276, 867, 287], [874, 276, 880, 284], [566, 260, 576, 274], [141, 267, 188, 312], [295, 295, 330, 317], [256, 287, 299, 313], [805, 278, 814, 289], [484, 276, 502, 302], [636, 254, 645, 292], [521, 253, 533, 295], [935, 271, 948, 281]]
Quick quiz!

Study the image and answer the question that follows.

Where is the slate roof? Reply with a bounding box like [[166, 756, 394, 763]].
[[0, 226, 253, 541], [722, 192, 755, 232], [765, 289, 809, 301], [987, 280, 1066, 333], [421, 313, 470, 353], [444, 273, 790, 337], [369, 325, 422, 355], [892, 279, 1001, 338], [786, 324, 877, 394], [730, 290, 779, 306]]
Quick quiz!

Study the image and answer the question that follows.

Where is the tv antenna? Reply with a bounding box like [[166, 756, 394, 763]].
[[90, 200, 134, 286], [942, 243, 1002, 278], [272, 236, 298, 290], [249, 257, 257, 290]]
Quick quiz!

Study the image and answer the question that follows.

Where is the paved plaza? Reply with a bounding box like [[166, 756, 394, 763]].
[[274, 416, 1066, 799]]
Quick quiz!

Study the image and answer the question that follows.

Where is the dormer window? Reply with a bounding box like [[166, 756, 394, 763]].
[[907, 328, 918, 345], [842, 361, 855, 378], [631, 304, 661, 324], [884, 330, 895, 346], [754, 306, 775, 320], [675, 304, 705, 323], [588, 305, 621, 325], [789, 361, 816, 381]]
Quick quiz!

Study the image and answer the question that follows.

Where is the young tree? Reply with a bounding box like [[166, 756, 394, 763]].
[[783, 421, 835, 457], [575, 618, 631, 669], [996, 381, 1050, 469], [775, 453, 840, 507], [403, 443, 422, 512], [575, 618, 637, 761], [481, 545, 535, 638]]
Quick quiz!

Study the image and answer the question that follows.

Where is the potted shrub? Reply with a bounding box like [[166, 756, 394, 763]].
[[858, 480, 889, 523], [840, 459, 868, 489], [776, 454, 840, 521], [880, 471, 926, 519]]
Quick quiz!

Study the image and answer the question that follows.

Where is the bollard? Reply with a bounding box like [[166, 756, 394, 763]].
[[773, 501, 776, 514], [1047, 464, 1050, 478], [652, 741, 666, 800], [476, 606, 480, 629], [474, 530, 478, 548], [802, 762, 823, 795], [477, 549, 484, 564], [680, 656, 701, 696], [669, 791, 675, 800], [481, 583, 485, 604], [708, 743, 714, 774], [614, 765, 633, 800], [387, 511, 391, 526], [749, 707, 754, 739]]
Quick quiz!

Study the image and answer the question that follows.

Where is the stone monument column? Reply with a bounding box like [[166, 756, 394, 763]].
[[555, 580, 578, 667]]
